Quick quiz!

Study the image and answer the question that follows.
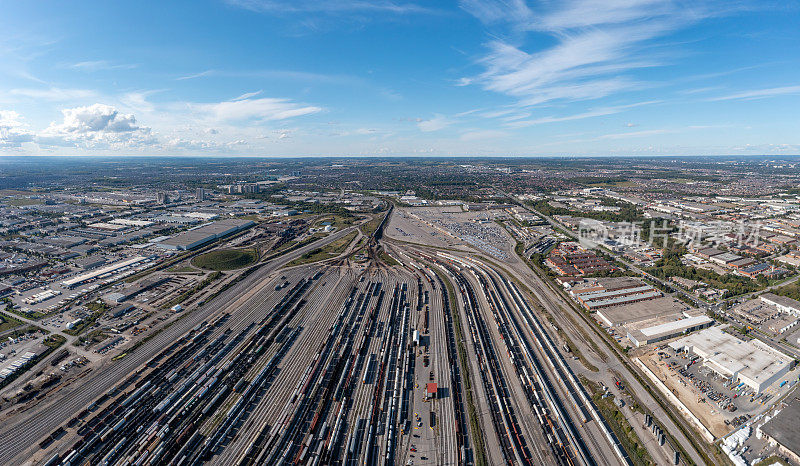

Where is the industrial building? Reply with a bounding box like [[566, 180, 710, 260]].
[[669, 327, 794, 393], [760, 397, 800, 464], [570, 277, 662, 311], [761, 293, 800, 316], [626, 314, 713, 347], [709, 252, 742, 266], [105, 275, 171, 303], [62, 255, 155, 288], [596, 296, 686, 327], [157, 219, 255, 251], [111, 304, 135, 318], [576, 285, 661, 310]]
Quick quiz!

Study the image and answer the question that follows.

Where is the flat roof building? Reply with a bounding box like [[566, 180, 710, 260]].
[[62, 255, 153, 288], [696, 247, 724, 259], [760, 397, 800, 464], [596, 296, 686, 327], [710, 252, 742, 265], [761, 293, 800, 316], [669, 327, 793, 393], [157, 219, 255, 251], [626, 315, 713, 347]]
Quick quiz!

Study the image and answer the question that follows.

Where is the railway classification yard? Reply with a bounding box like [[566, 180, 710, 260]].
[[2, 203, 729, 466]]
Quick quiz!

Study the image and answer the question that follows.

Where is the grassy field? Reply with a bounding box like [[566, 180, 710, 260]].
[[5, 198, 43, 206], [287, 231, 357, 266], [359, 213, 384, 237], [0, 312, 25, 333], [378, 249, 399, 266], [166, 265, 201, 274], [581, 376, 655, 466], [315, 214, 354, 229], [192, 248, 258, 271]]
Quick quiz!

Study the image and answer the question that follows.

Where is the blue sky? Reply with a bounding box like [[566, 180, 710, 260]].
[[1, 0, 799, 156]]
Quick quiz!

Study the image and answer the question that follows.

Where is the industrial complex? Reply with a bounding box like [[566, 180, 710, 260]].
[[670, 327, 794, 394]]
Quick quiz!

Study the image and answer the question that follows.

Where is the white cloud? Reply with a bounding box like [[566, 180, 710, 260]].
[[227, 0, 432, 14], [504, 100, 660, 128], [38, 104, 156, 149], [120, 91, 160, 113], [461, 0, 743, 108], [165, 138, 247, 151], [0, 110, 34, 148], [731, 143, 800, 153], [69, 60, 137, 72], [460, 129, 508, 141], [0, 110, 25, 128], [52, 104, 141, 133], [417, 114, 451, 132], [232, 90, 263, 101], [598, 128, 671, 140], [176, 69, 216, 81], [708, 85, 800, 101], [9, 87, 97, 101], [194, 97, 322, 123]]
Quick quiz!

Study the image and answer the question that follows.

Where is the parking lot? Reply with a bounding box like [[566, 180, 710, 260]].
[[641, 344, 799, 437], [0, 331, 49, 387]]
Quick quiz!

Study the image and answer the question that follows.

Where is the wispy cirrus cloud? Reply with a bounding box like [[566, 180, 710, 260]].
[[175, 68, 366, 87], [460, 129, 508, 141], [460, 0, 750, 108], [417, 114, 451, 132], [708, 85, 800, 101], [504, 100, 661, 128], [226, 0, 433, 15], [69, 60, 138, 72], [176, 69, 216, 81], [9, 87, 97, 101], [193, 95, 322, 123], [598, 128, 672, 140]]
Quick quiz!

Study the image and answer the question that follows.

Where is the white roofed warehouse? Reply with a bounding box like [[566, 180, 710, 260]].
[[669, 327, 794, 393]]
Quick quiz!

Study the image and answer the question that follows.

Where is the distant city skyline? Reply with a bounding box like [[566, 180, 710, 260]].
[[1, 0, 799, 156]]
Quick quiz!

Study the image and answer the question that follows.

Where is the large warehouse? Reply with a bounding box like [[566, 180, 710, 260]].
[[761, 293, 800, 316], [62, 255, 154, 289], [157, 219, 255, 251], [626, 314, 713, 347], [760, 397, 800, 464], [669, 327, 794, 393], [595, 296, 686, 327]]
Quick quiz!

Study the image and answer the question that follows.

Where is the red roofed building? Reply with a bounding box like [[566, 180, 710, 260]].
[[426, 383, 437, 399]]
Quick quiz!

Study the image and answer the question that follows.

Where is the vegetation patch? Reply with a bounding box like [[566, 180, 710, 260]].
[[648, 243, 763, 297], [0, 310, 25, 333], [582, 376, 655, 466], [192, 248, 258, 271], [287, 231, 357, 266], [378, 249, 399, 266], [773, 281, 800, 302], [359, 213, 385, 237]]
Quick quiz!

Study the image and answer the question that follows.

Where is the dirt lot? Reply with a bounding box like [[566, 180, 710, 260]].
[[640, 350, 731, 437]]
